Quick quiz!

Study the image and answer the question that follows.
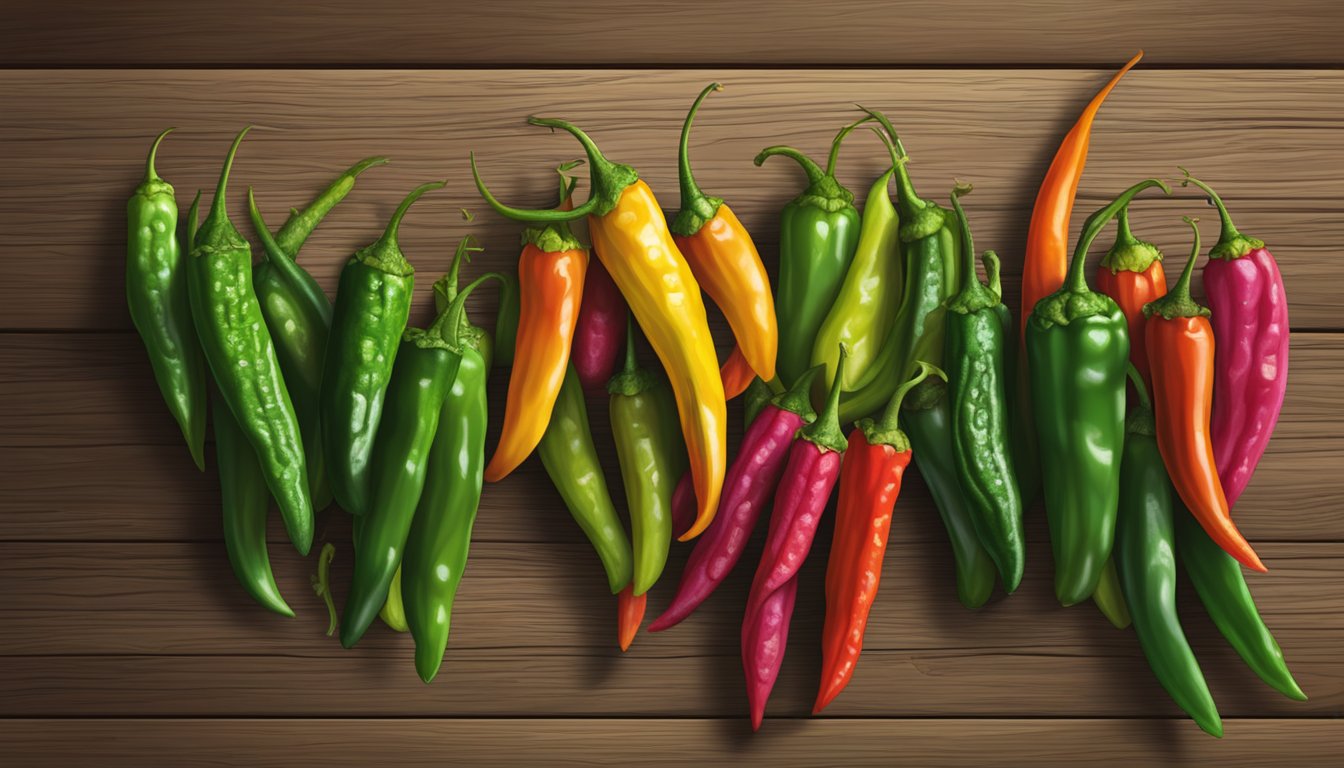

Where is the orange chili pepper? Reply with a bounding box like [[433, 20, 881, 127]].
[[1145, 218, 1266, 573], [1096, 203, 1166, 395], [483, 167, 588, 483], [616, 582, 647, 652], [671, 83, 778, 384], [719, 346, 755, 400]]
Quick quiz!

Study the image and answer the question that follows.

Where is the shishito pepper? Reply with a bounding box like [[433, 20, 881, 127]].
[[1028, 178, 1167, 606], [473, 118, 726, 540]]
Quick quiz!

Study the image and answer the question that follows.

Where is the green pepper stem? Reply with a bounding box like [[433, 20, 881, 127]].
[[445, 235, 482, 299], [1115, 205, 1136, 247], [825, 115, 873, 177], [620, 315, 639, 376], [1172, 216, 1201, 301], [857, 106, 927, 217], [556, 159, 583, 205], [872, 361, 945, 434], [673, 82, 725, 236], [207, 126, 252, 223], [247, 187, 297, 271], [310, 542, 338, 637], [952, 183, 977, 288], [1125, 364, 1152, 411], [430, 271, 506, 350], [1180, 167, 1263, 259], [753, 145, 825, 184], [1064, 178, 1171, 293], [798, 345, 849, 452], [1144, 217, 1211, 319], [946, 185, 1003, 313], [377, 180, 447, 250], [144, 127, 174, 183], [771, 364, 823, 420], [984, 251, 1002, 300]]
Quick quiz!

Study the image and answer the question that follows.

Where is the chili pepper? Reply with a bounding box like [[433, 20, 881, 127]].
[[719, 346, 756, 400], [322, 180, 444, 516], [186, 127, 313, 555], [616, 584, 647, 653], [648, 366, 821, 632], [1114, 367, 1222, 738], [812, 128, 903, 389], [127, 128, 208, 471], [473, 119, 726, 541], [491, 268, 520, 367], [1017, 52, 1143, 506], [339, 273, 497, 649], [483, 167, 588, 483], [538, 363, 634, 594], [671, 83, 778, 383], [741, 573, 798, 732], [837, 110, 957, 424], [608, 324, 681, 596], [1144, 218, 1266, 572], [1174, 505, 1306, 701], [403, 245, 496, 683], [1091, 557, 1132, 629], [815, 362, 939, 714], [943, 187, 1024, 592], [1181, 170, 1289, 509], [1096, 203, 1166, 396], [572, 256, 627, 392], [1027, 178, 1166, 606], [755, 118, 866, 386]]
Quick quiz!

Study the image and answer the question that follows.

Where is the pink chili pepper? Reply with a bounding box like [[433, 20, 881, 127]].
[[572, 257, 627, 392], [1183, 171, 1289, 507], [741, 574, 799, 732]]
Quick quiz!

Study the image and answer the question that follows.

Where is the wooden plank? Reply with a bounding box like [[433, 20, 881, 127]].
[[3, 718, 1342, 767], [3, 333, 1340, 544], [1, 1, 1341, 66], [1, 70, 1342, 329], [0, 542, 1336, 718]]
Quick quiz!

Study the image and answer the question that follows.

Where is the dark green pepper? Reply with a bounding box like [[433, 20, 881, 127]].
[[491, 268, 520, 367], [539, 364, 634, 594], [943, 186, 1025, 592], [322, 180, 445, 516], [187, 127, 313, 556], [754, 118, 866, 386], [1027, 179, 1168, 606]]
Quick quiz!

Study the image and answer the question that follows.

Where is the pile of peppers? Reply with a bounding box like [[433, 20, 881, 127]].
[[125, 61, 1302, 734]]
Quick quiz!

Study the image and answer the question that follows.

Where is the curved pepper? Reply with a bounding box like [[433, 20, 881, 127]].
[[815, 362, 938, 713], [473, 119, 726, 541], [1028, 178, 1167, 606], [719, 346, 756, 400], [1144, 218, 1265, 572], [671, 83, 778, 383], [1182, 171, 1289, 509], [186, 127, 313, 555], [127, 128, 207, 471], [1095, 202, 1166, 395], [755, 118, 866, 386], [322, 181, 444, 516]]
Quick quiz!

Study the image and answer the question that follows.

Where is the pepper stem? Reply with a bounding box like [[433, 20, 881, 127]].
[[607, 317, 656, 397], [310, 542, 338, 637], [379, 181, 447, 250], [858, 107, 924, 215], [247, 187, 293, 267], [144, 127, 174, 183], [434, 235, 486, 314], [872, 362, 945, 434], [825, 115, 873, 177], [798, 345, 849, 453], [1144, 217, 1211, 320], [1180, 168, 1264, 259], [771, 364, 824, 421], [1064, 178, 1171, 293], [429, 271, 506, 350], [1125, 364, 1152, 411], [207, 126, 252, 224], [671, 82, 725, 237], [752, 145, 825, 184]]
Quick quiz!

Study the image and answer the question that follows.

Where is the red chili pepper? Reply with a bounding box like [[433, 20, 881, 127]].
[[741, 348, 849, 730], [647, 366, 822, 632], [572, 254, 628, 392], [815, 362, 941, 714], [616, 582, 646, 652]]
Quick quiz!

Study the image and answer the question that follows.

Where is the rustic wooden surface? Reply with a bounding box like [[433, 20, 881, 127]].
[[2, 6, 1343, 764]]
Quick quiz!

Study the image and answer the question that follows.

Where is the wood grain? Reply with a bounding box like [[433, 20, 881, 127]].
[[0, 1, 1340, 67]]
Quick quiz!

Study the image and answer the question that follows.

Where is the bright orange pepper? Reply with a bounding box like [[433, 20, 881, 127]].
[[719, 346, 755, 400]]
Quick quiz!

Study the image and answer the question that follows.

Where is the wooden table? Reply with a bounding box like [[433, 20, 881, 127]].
[[2, 2, 1341, 765]]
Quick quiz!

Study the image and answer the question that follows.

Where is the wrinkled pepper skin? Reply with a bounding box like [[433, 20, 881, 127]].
[[538, 365, 634, 594], [322, 181, 443, 516], [127, 128, 207, 471], [1095, 204, 1166, 395], [187, 127, 313, 556], [1183, 172, 1289, 509]]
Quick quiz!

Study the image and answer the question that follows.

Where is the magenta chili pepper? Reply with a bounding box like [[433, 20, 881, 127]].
[[739, 348, 849, 730], [669, 472, 695, 540], [1183, 170, 1289, 507], [647, 365, 822, 633], [572, 257, 628, 392]]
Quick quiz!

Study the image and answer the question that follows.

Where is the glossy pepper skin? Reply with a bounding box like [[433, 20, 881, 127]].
[[649, 367, 821, 632], [339, 275, 495, 648], [474, 119, 726, 541], [1095, 204, 1166, 395], [812, 126, 902, 390], [1145, 219, 1266, 573], [719, 347, 756, 400], [246, 157, 388, 511], [571, 256, 627, 391], [538, 364, 634, 594], [755, 119, 866, 386], [1115, 371, 1223, 738], [1028, 179, 1167, 606], [671, 83, 778, 383], [186, 127, 313, 556], [943, 188, 1025, 592], [815, 363, 937, 713], [1174, 508, 1306, 701], [127, 128, 208, 471], [1183, 171, 1289, 509], [1017, 52, 1143, 506], [322, 181, 443, 516]]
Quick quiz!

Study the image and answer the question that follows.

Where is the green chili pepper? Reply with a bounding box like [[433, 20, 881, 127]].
[[1028, 179, 1168, 606], [539, 364, 634, 594], [839, 110, 958, 424], [811, 128, 903, 390], [403, 249, 495, 682], [186, 127, 313, 555], [339, 273, 499, 649], [943, 187, 1025, 593], [246, 158, 388, 511], [1175, 508, 1306, 701], [1115, 368, 1222, 738], [491, 268, 520, 367], [322, 180, 445, 516], [608, 324, 681, 596], [754, 118, 866, 386], [127, 129, 208, 471]]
